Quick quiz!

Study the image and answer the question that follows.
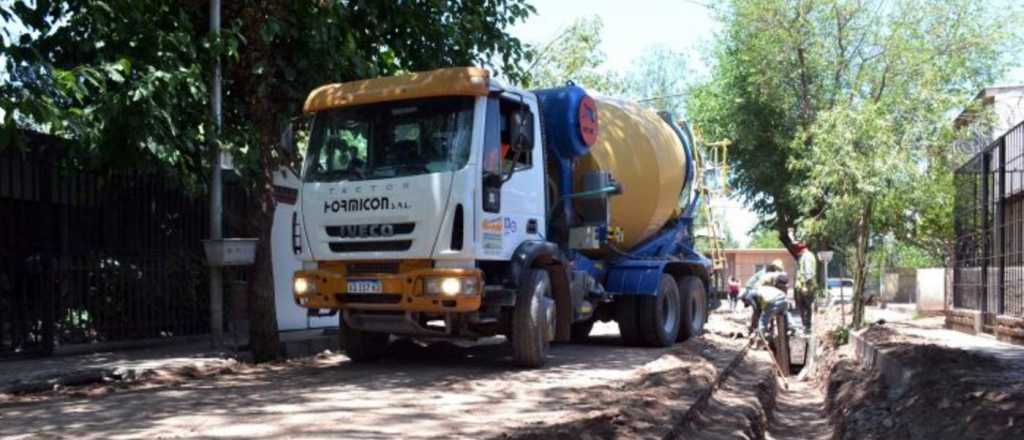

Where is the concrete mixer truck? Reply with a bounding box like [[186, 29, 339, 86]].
[[289, 67, 712, 367]]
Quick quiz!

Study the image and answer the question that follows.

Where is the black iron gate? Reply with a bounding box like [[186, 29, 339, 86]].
[[954, 120, 1024, 324], [1, 136, 246, 357]]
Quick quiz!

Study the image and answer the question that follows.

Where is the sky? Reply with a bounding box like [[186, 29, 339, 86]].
[[510, 0, 762, 246], [510, 0, 718, 74]]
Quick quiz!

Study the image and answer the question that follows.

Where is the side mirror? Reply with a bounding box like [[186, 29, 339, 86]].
[[507, 109, 533, 154], [279, 122, 296, 156]]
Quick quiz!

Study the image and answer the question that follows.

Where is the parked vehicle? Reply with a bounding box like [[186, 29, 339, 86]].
[[288, 67, 711, 367], [826, 278, 854, 305], [826, 277, 879, 305]]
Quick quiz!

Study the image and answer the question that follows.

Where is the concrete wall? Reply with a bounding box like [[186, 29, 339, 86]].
[[881, 268, 947, 314], [946, 309, 1024, 346], [882, 268, 917, 303], [915, 268, 947, 314]]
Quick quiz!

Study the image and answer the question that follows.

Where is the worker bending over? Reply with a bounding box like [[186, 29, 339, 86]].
[[744, 259, 784, 295], [741, 272, 794, 339]]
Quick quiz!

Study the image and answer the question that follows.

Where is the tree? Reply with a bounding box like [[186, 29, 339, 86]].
[[688, 0, 1022, 327], [686, 0, 822, 256], [747, 227, 783, 249], [620, 45, 689, 116], [522, 19, 691, 120], [522, 16, 622, 93], [3, 0, 534, 360], [1, 1, 211, 176], [687, 0, 1023, 265]]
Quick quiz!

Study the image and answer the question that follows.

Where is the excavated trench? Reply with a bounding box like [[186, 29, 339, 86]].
[[496, 307, 1024, 440], [676, 312, 834, 440], [492, 311, 827, 440]]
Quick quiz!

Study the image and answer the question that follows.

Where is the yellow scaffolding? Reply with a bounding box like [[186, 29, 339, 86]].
[[690, 124, 732, 291]]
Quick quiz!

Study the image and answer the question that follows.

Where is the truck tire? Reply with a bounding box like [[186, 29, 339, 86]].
[[636, 274, 682, 347], [677, 275, 708, 341], [511, 269, 554, 368], [570, 319, 595, 343], [340, 317, 390, 362], [616, 297, 644, 346]]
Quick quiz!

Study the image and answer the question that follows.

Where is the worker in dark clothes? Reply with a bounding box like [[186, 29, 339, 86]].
[[727, 277, 741, 311]]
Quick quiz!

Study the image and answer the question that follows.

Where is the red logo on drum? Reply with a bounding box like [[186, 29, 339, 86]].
[[578, 95, 599, 146]]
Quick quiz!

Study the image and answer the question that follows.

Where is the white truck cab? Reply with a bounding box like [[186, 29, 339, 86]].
[[292, 68, 557, 365]]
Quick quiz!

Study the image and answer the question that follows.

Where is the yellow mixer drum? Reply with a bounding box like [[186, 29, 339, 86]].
[[574, 97, 687, 250]]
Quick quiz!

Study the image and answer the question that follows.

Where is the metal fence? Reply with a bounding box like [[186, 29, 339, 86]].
[[954, 120, 1024, 324], [1, 137, 248, 357]]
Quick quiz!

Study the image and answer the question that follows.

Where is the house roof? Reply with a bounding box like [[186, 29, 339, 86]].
[[955, 85, 1024, 126]]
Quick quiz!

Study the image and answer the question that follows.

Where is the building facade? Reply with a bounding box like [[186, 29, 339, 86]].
[[722, 248, 797, 288]]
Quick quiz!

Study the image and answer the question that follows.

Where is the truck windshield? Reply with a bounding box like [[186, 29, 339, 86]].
[[304, 97, 475, 182]]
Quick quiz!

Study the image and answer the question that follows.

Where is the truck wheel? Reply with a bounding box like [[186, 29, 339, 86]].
[[677, 275, 708, 341], [616, 297, 644, 346], [340, 317, 390, 362], [511, 269, 553, 368], [636, 274, 682, 347], [570, 319, 595, 343]]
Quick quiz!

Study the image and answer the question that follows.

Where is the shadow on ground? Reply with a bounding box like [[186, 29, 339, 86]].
[[0, 324, 682, 439]]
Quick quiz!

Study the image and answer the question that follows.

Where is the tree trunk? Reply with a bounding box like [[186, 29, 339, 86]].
[[236, 1, 286, 363], [247, 142, 281, 362], [851, 200, 873, 328], [245, 124, 282, 360]]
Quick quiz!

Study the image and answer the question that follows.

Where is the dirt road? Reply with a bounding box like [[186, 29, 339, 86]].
[[0, 322, 728, 439]]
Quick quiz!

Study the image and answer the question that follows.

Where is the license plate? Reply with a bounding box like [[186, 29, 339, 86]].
[[347, 279, 382, 294]]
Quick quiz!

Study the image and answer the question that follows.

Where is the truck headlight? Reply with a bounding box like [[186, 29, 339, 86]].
[[294, 277, 316, 295], [424, 277, 479, 296]]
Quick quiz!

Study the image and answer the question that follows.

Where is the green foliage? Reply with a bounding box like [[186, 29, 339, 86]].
[[3, 0, 535, 360], [2, 0, 534, 175], [620, 45, 689, 116], [687, 1, 817, 252], [2, 1, 211, 178], [832, 325, 850, 346], [521, 17, 690, 120], [688, 0, 1023, 259], [522, 16, 622, 93], [747, 227, 783, 249], [689, 0, 1022, 327]]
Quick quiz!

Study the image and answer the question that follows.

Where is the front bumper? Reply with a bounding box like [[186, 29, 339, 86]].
[[292, 261, 483, 313]]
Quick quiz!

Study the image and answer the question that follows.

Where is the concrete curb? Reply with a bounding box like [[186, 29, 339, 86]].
[[281, 334, 339, 359], [2, 334, 338, 396], [852, 330, 916, 399], [0, 357, 240, 396]]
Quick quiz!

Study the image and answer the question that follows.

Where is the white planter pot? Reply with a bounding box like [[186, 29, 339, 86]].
[[203, 238, 259, 267]]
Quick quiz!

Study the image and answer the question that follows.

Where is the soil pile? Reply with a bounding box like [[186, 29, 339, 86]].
[[825, 325, 1024, 440]]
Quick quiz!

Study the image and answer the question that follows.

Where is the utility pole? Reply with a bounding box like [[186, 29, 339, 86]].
[[208, 0, 224, 346]]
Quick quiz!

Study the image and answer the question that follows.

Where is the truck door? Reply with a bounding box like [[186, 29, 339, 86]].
[[478, 94, 546, 260]]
